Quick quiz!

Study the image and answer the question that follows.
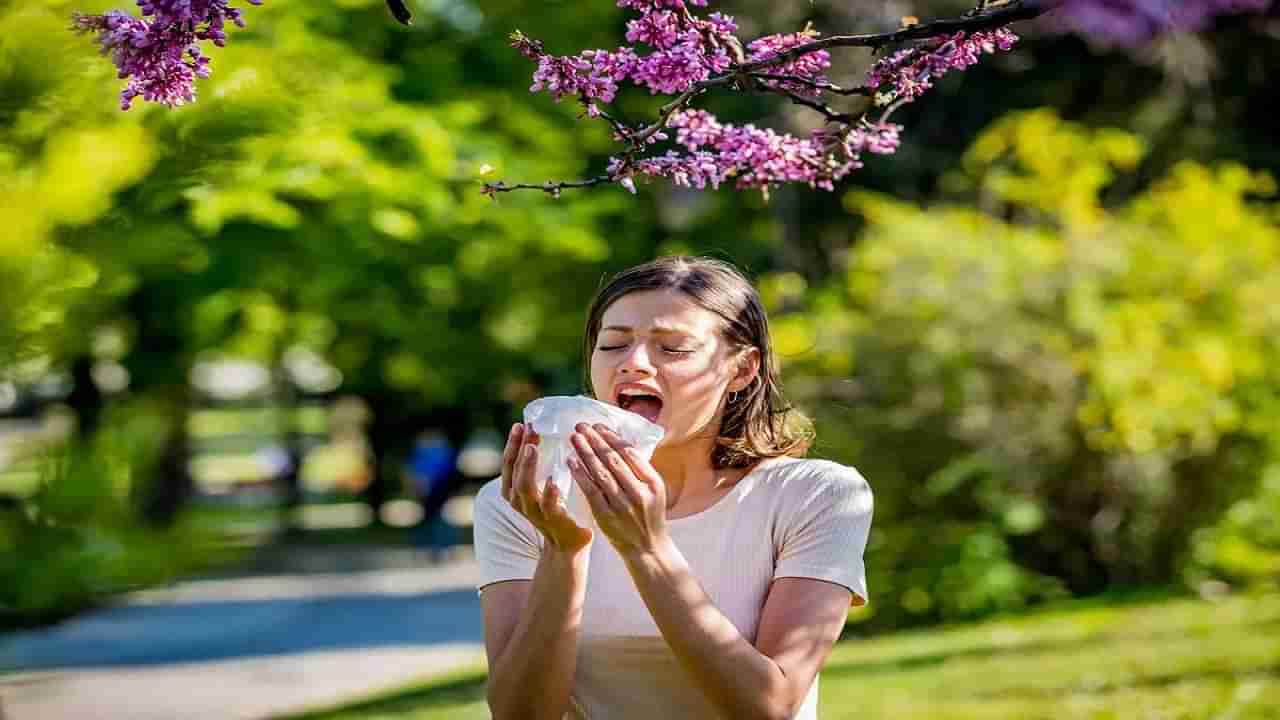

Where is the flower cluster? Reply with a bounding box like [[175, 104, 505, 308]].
[[746, 30, 832, 96], [1055, 0, 1273, 45], [864, 29, 1018, 104], [608, 110, 903, 193], [74, 0, 261, 110], [515, 0, 744, 113]]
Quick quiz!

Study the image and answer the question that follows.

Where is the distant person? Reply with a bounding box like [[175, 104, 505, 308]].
[[405, 429, 457, 556], [474, 256, 874, 719]]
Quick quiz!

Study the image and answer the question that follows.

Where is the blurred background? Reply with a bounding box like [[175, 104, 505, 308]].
[[1, 0, 1277, 718]]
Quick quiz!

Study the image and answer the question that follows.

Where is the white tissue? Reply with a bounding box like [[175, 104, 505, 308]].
[[522, 395, 665, 499]]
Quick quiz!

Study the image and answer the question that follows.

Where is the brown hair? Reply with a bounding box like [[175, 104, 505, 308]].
[[582, 256, 813, 469]]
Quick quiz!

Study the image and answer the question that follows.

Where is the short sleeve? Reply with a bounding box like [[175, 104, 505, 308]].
[[473, 478, 543, 593], [773, 461, 874, 605]]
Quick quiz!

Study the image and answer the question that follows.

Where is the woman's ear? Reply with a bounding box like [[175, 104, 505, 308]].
[[730, 347, 761, 393]]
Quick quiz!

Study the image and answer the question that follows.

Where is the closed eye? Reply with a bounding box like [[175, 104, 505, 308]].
[[596, 344, 694, 355]]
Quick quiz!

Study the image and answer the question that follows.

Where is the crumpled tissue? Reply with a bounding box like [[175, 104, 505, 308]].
[[522, 394, 665, 499]]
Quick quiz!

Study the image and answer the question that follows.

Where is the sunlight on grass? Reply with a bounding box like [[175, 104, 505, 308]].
[[290, 592, 1280, 720]]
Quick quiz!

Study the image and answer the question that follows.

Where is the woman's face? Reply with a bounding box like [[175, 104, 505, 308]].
[[591, 289, 752, 447]]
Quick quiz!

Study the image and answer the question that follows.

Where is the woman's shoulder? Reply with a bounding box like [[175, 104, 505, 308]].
[[754, 456, 872, 501], [477, 476, 504, 502], [473, 477, 521, 526]]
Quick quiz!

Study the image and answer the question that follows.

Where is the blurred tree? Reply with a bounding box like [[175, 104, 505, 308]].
[[769, 109, 1279, 627], [3, 0, 673, 526]]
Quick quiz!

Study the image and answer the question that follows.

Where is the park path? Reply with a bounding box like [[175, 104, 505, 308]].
[[0, 548, 487, 720]]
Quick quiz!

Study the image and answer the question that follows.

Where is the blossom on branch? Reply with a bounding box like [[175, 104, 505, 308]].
[[504, 0, 1007, 198], [487, 0, 1273, 198], [864, 29, 1018, 104], [607, 110, 904, 194], [73, 0, 261, 110], [746, 29, 832, 96]]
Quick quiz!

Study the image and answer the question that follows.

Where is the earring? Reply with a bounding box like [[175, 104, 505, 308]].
[[728, 391, 739, 405]]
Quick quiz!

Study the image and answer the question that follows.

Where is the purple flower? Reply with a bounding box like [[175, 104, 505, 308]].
[[74, 11, 210, 109], [844, 120, 902, 156], [625, 10, 687, 50], [617, 0, 707, 10], [864, 29, 1018, 103], [531, 48, 639, 104], [631, 41, 724, 94], [706, 12, 737, 37], [622, 109, 896, 192], [74, 0, 260, 109], [747, 31, 831, 96]]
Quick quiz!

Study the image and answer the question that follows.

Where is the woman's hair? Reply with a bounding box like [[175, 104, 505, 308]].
[[582, 256, 813, 469]]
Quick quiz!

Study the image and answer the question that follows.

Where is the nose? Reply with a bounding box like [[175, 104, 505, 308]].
[[617, 340, 655, 377]]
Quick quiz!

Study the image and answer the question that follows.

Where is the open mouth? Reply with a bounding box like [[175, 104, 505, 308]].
[[617, 390, 664, 424]]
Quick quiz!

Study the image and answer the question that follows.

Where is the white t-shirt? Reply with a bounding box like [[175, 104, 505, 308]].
[[473, 456, 874, 719]]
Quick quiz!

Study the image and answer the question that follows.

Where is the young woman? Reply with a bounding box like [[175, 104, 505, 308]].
[[474, 256, 873, 719]]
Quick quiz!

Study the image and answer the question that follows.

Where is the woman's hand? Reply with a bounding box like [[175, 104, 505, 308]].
[[568, 423, 669, 558], [501, 423, 593, 554]]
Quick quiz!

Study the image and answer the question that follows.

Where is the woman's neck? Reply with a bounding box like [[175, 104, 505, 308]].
[[649, 433, 728, 509]]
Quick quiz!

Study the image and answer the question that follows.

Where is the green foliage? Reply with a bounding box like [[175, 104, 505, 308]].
[[768, 109, 1280, 626], [0, 401, 236, 630], [0, 0, 663, 624]]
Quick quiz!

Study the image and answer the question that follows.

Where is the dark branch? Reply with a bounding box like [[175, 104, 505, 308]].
[[736, 0, 1052, 74], [748, 73, 873, 96], [776, 89, 855, 124], [481, 176, 613, 198]]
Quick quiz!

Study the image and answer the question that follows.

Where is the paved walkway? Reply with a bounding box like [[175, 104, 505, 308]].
[[0, 549, 487, 720]]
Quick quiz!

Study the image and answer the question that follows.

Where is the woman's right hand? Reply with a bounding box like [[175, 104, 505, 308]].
[[501, 423, 593, 554]]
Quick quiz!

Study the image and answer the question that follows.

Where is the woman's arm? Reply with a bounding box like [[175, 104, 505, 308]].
[[481, 545, 589, 720], [622, 539, 851, 720], [568, 424, 857, 720], [481, 425, 595, 720]]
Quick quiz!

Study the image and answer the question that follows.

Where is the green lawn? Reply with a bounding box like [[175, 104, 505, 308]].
[[284, 590, 1280, 720]]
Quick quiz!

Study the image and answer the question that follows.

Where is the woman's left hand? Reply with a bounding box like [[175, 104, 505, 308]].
[[568, 423, 669, 557]]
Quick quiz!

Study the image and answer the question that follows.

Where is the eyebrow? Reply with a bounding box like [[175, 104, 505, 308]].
[[599, 325, 693, 336]]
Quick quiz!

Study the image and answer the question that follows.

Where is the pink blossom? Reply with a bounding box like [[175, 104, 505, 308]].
[[864, 29, 1018, 103], [747, 31, 832, 96]]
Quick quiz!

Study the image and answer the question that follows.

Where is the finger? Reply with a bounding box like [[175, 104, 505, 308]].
[[569, 452, 614, 518], [592, 425, 651, 503], [515, 444, 544, 521], [585, 426, 645, 507], [580, 424, 636, 498], [540, 478, 567, 518], [501, 423, 523, 501], [572, 428, 621, 502]]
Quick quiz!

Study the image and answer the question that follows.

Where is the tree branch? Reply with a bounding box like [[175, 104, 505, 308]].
[[748, 73, 873, 96], [736, 0, 1053, 74], [776, 88, 856, 123], [493, 0, 1054, 194], [481, 175, 614, 198]]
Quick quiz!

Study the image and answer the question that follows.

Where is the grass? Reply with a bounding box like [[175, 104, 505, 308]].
[[283, 590, 1280, 720]]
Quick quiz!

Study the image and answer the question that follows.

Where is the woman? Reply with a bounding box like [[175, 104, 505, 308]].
[[474, 256, 873, 719]]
